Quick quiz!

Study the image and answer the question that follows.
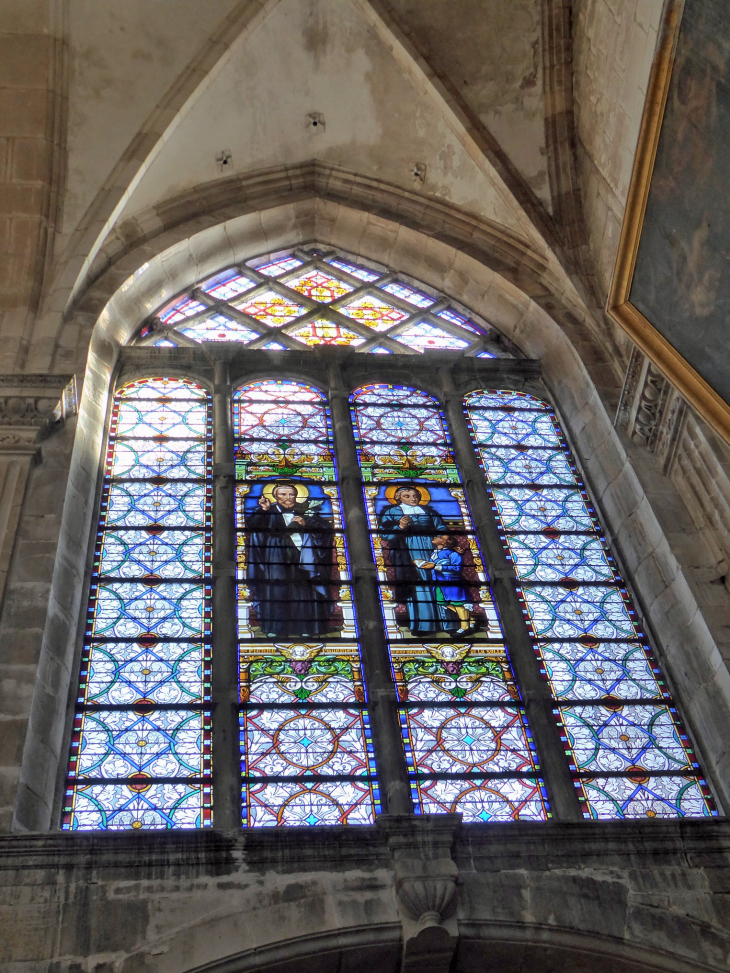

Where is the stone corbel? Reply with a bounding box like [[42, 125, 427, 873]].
[[377, 814, 461, 973]]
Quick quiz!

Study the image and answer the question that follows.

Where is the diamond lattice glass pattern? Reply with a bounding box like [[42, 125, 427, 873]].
[[338, 295, 409, 331], [286, 270, 354, 302], [235, 291, 307, 328], [350, 384, 548, 821], [464, 389, 717, 819], [63, 378, 213, 831], [234, 381, 379, 827], [175, 314, 260, 344], [145, 250, 491, 354]]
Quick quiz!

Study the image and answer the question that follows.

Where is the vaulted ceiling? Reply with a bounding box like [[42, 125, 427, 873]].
[[53, 0, 662, 379]]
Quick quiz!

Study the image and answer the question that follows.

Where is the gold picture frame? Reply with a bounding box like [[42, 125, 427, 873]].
[[607, 0, 730, 444]]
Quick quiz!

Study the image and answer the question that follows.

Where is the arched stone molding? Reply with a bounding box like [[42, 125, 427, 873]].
[[184, 922, 730, 973], [55, 177, 620, 396], [13, 202, 730, 833]]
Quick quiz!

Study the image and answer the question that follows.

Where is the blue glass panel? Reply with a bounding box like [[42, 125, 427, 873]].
[[507, 534, 614, 583], [465, 389, 717, 820], [536, 642, 663, 700], [468, 409, 561, 448], [401, 705, 538, 775], [519, 585, 636, 641], [415, 777, 547, 821], [242, 708, 374, 777], [326, 257, 380, 282], [63, 782, 210, 831], [245, 780, 376, 826], [104, 482, 209, 528], [88, 582, 209, 640], [97, 530, 204, 578], [379, 280, 435, 308], [111, 440, 208, 479], [63, 378, 213, 832], [475, 446, 575, 485], [70, 709, 208, 779], [80, 641, 208, 706], [576, 775, 715, 820], [491, 487, 596, 533], [250, 255, 303, 276], [560, 702, 696, 775], [158, 297, 207, 324], [437, 308, 482, 335], [200, 268, 257, 300]]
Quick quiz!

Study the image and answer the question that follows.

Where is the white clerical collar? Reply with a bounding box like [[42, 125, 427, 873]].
[[400, 503, 422, 514]]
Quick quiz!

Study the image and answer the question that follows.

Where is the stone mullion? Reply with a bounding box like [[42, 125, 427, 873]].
[[439, 373, 583, 822], [211, 356, 241, 831], [327, 365, 413, 816]]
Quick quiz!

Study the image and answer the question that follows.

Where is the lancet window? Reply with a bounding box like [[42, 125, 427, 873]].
[[234, 381, 378, 826], [62, 378, 213, 830], [351, 385, 548, 821], [60, 248, 718, 830], [464, 390, 716, 819]]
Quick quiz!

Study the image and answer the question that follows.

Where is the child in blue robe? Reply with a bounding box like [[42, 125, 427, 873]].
[[427, 535, 473, 635]]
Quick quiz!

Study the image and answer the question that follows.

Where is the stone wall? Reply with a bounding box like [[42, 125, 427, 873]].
[[1, 5, 730, 972], [0, 376, 76, 831], [0, 0, 66, 372], [573, 0, 662, 312], [10, 205, 730, 835], [1, 819, 729, 973]]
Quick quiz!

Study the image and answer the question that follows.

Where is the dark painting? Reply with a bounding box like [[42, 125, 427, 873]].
[[631, 0, 730, 403]]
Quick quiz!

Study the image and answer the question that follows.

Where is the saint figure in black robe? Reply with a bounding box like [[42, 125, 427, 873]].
[[379, 485, 459, 636], [247, 482, 335, 637]]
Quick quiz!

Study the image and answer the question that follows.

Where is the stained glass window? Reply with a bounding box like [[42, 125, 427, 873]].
[[350, 385, 549, 822], [234, 381, 379, 826], [62, 378, 213, 831], [464, 389, 717, 819], [139, 248, 504, 357], [72, 242, 722, 834]]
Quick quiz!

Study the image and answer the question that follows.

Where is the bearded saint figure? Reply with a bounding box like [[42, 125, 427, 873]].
[[247, 481, 335, 637]]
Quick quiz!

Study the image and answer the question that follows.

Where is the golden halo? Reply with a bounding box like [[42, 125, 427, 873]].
[[262, 481, 310, 504], [384, 483, 431, 506]]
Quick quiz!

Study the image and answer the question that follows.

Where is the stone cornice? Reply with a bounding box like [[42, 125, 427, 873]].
[[0, 374, 74, 435], [3, 818, 728, 875]]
